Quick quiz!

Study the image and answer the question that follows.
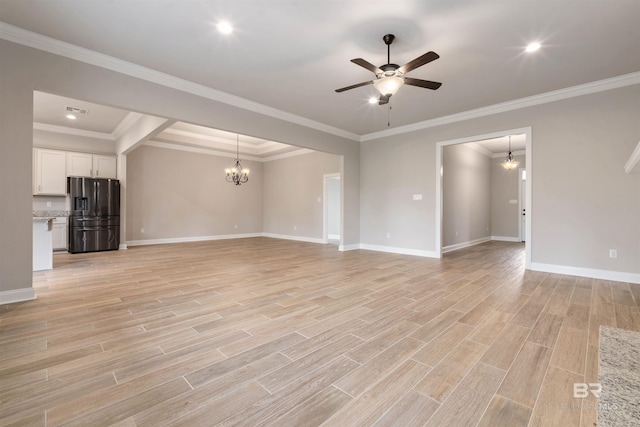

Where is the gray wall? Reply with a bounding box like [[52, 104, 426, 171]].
[[491, 155, 526, 239], [0, 39, 360, 298], [263, 151, 340, 239], [126, 145, 263, 241], [443, 144, 491, 248], [360, 85, 640, 275]]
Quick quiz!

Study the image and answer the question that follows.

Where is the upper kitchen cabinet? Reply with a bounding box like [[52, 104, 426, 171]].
[[67, 152, 117, 179], [33, 148, 66, 195]]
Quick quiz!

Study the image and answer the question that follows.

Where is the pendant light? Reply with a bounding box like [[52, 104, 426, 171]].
[[501, 136, 519, 171], [225, 134, 249, 185]]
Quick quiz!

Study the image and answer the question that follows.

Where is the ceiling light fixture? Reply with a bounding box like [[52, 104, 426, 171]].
[[225, 134, 249, 185], [216, 21, 233, 35], [501, 136, 520, 170], [526, 42, 541, 52], [373, 75, 404, 97]]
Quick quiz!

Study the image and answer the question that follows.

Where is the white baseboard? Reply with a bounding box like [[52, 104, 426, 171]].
[[118, 243, 128, 250], [328, 234, 340, 240], [262, 233, 326, 245], [530, 262, 640, 284], [339, 244, 360, 252], [0, 287, 36, 305], [491, 236, 521, 242], [127, 233, 263, 247], [442, 237, 491, 254], [359, 243, 438, 258]]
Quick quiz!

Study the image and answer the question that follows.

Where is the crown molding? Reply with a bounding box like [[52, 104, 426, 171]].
[[4, 22, 638, 144], [464, 142, 493, 158], [112, 112, 143, 140], [144, 140, 312, 162], [33, 122, 115, 141], [624, 140, 640, 174], [362, 71, 640, 141], [0, 22, 360, 142]]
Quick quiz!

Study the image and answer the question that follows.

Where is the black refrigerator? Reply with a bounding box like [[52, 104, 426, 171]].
[[67, 177, 120, 254]]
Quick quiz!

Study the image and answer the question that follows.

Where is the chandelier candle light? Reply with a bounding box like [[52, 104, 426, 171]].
[[501, 135, 519, 171], [225, 134, 249, 185]]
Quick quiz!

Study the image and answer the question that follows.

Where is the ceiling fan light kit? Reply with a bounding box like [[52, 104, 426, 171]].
[[335, 33, 441, 106]]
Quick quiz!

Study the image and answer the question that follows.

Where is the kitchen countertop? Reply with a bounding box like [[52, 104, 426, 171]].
[[33, 210, 69, 217]]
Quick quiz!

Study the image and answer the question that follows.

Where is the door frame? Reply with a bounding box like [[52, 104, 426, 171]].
[[435, 126, 532, 268]]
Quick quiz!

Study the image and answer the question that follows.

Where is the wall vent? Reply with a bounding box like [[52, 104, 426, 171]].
[[65, 106, 89, 115]]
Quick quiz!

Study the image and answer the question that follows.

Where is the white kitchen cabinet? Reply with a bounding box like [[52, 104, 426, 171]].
[[33, 148, 67, 195], [66, 152, 117, 179], [52, 217, 68, 251], [94, 155, 117, 178]]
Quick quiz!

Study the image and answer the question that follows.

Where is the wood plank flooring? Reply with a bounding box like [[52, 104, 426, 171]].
[[1, 238, 639, 426]]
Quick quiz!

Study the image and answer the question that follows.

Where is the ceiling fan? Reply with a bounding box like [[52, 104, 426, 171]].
[[335, 34, 442, 105]]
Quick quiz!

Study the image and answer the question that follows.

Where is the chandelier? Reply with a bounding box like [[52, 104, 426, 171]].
[[501, 136, 520, 171], [225, 134, 249, 185]]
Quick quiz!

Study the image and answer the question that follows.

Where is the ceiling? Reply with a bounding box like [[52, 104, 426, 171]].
[[4, 0, 639, 148]]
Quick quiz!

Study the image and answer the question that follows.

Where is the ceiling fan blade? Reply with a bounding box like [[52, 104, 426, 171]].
[[351, 58, 382, 74], [398, 51, 439, 74], [378, 95, 390, 105], [335, 80, 373, 93], [404, 77, 442, 90]]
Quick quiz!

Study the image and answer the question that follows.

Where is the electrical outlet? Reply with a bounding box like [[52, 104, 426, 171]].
[[294, 225, 297, 231], [140, 228, 144, 233], [234, 224, 238, 229], [609, 249, 617, 259], [46, 201, 52, 208], [386, 232, 391, 239]]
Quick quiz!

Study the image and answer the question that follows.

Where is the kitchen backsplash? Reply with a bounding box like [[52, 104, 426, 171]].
[[33, 195, 69, 211]]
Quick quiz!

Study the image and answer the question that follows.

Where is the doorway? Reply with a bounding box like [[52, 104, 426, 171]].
[[436, 127, 532, 268], [323, 174, 341, 244]]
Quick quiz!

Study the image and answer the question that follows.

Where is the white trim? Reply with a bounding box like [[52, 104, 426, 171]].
[[624, 140, 640, 174], [33, 122, 115, 141], [126, 233, 262, 247], [261, 149, 315, 162], [339, 244, 360, 252], [359, 243, 438, 258], [0, 22, 359, 142], [3, 24, 637, 144], [435, 127, 532, 269], [118, 243, 128, 250], [362, 72, 640, 141], [262, 233, 327, 244], [143, 140, 313, 162], [491, 236, 521, 242], [0, 287, 36, 305], [442, 237, 491, 254], [112, 112, 144, 140], [531, 262, 640, 285], [328, 234, 340, 240]]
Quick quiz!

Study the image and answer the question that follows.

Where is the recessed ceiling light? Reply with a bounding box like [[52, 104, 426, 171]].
[[66, 114, 77, 120], [216, 21, 233, 35], [526, 42, 541, 53], [368, 97, 377, 104]]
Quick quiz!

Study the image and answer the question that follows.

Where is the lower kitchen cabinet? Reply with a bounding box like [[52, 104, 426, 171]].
[[52, 217, 68, 251]]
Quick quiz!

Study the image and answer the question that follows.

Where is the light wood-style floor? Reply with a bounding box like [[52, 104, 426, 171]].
[[1, 238, 639, 426]]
